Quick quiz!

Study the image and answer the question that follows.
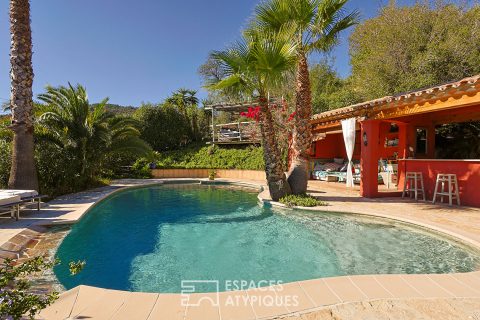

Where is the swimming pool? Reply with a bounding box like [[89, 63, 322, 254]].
[[54, 184, 480, 293]]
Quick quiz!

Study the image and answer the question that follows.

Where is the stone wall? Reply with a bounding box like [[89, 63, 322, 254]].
[[151, 169, 266, 181]]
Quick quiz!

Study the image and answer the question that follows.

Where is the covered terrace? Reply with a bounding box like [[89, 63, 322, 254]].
[[310, 75, 480, 207], [205, 101, 261, 145]]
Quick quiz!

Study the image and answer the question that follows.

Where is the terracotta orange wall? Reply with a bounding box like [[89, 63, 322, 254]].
[[377, 122, 401, 159], [360, 119, 408, 197], [397, 160, 480, 207], [394, 105, 480, 159], [314, 132, 361, 160], [404, 123, 436, 159]]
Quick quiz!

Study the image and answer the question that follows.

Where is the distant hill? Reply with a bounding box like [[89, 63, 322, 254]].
[[105, 104, 137, 115], [92, 103, 137, 116]]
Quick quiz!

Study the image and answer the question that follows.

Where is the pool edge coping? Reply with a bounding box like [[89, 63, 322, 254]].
[[9, 178, 480, 319]]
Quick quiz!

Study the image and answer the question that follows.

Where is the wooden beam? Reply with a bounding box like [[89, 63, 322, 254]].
[[431, 110, 480, 125], [310, 76, 480, 128], [374, 91, 480, 120]]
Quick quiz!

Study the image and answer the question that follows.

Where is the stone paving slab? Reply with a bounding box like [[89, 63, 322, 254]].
[[38, 271, 480, 320]]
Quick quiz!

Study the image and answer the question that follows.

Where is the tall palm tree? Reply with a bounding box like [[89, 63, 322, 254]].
[[166, 89, 200, 141], [37, 84, 151, 181], [8, 0, 39, 190], [254, 0, 359, 194], [208, 31, 297, 200]]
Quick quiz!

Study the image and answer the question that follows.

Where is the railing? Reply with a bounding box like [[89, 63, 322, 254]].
[[211, 121, 260, 144]]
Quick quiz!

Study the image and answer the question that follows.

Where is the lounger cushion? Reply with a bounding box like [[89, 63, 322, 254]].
[[0, 189, 38, 199], [0, 195, 21, 206], [323, 162, 343, 172]]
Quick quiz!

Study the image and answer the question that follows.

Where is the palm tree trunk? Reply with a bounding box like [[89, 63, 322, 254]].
[[287, 51, 312, 194], [8, 0, 39, 191], [258, 96, 291, 201]]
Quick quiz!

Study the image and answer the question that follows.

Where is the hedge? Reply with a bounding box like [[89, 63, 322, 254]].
[[154, 145, 265, 170]]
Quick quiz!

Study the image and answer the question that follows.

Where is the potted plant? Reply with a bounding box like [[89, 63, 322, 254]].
[[208, 170, 216, 181]]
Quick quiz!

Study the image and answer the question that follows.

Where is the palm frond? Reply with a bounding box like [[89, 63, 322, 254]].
[[36, 84, 151, 178], [253, 0, 358, 54], [309, 0, 359, 52], [207, 30, 297, 97], [254, 0, 292, 31]]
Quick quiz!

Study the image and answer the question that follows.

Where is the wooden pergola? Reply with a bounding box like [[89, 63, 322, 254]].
[[205, 99, 282, 145]]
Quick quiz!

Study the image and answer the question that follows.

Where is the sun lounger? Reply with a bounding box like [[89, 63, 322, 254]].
[[0, 190, 47, 217], [0, 194, 22, 220]]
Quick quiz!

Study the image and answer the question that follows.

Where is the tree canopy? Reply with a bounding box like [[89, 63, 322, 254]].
[[309, 60, 359, 113], [134, 89, 209, 152], [37, 84, 151, 181], [349, 2, 480, 100]]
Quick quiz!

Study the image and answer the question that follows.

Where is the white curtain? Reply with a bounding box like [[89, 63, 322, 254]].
[[341, 118, 356, 187]]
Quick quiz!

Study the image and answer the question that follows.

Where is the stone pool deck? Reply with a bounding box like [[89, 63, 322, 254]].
[[0, 179, 479, 319]]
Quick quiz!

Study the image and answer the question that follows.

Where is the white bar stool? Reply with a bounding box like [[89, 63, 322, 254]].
[[402, 172, 426, 201], [432, 174, 461, 206]]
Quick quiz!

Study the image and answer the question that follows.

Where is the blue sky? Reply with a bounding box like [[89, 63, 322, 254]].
[[0, 0, 418, 107]]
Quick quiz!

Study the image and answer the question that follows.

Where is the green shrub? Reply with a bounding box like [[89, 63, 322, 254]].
[[131, 158, 153, 179], [0, 139, 11, 188], [135, 104, 191, 151], [154, 144, 265, 170], [0, 257, 59, 320], [35, 141, 114, 197], [0, 257, 85, 320], [279, 194, 327, 208]]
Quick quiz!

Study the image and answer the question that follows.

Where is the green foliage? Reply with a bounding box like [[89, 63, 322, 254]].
[[0, 116, 11, 188], [68, 260, 86, 276], [0, 140, 11, 189], [279, 193, 326, 207], [34, 84, 151, 195], [135, 89, 209, 152], [310, 61, 360, 113], [436, 122, 480, 159], [208, 169, 216, 180], [35, 140, 82, 196], [103, 104, 137, 116], [101, 151, 144, 179], [253, 0, 359, 55], [0, 116, 11, 140], [350, 2, 480, 101], [208, 30, 297, 97], [165, 89, 208, 143], [135, 103, 190, 151], [131, 158, 154, 178], [154, 144, 265, 170], [0, 257, 85, 320], [198, 57, 250, 103], [0, 257, 59, 320]]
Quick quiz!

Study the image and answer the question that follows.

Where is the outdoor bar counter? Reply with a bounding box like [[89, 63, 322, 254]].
[[397, 159, 480, 207]]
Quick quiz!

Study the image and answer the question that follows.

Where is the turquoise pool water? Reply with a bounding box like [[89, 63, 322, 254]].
[[55, 184, 480, 293]]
